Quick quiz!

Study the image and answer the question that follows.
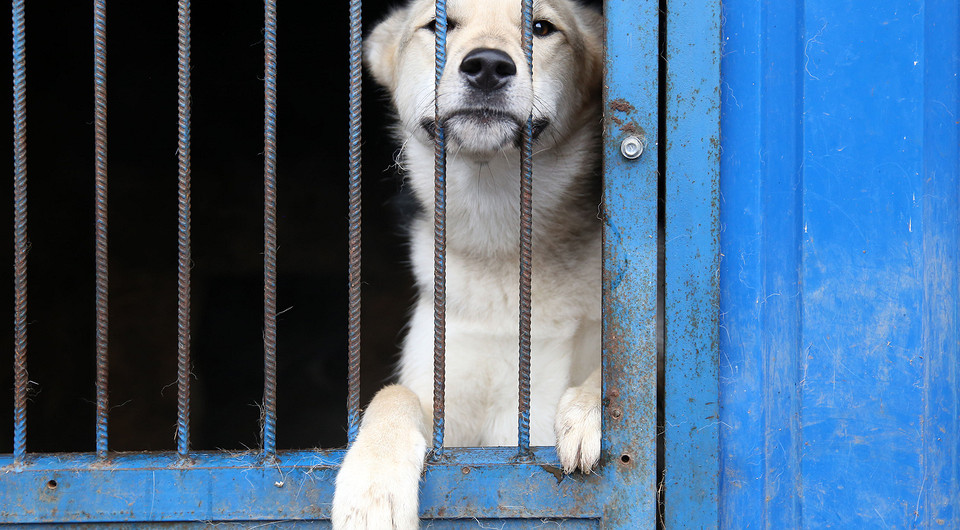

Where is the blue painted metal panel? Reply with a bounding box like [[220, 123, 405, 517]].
[[720, 0, 960, 527], [601, 0, 661, 527], [718, 0, 805, 527], [918, 2, 960, 523], [663, 0, 721, 526]]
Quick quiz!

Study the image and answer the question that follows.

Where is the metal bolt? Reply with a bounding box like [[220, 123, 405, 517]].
[[611, 408, 622, 419], [620, 136, 643, 159]]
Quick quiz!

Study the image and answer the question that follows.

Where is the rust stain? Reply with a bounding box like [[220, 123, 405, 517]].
[[620, 121, 642, 135], [606, 110, 644, 137], [540, 464, 564, 484], [609, 98, 635, 113]]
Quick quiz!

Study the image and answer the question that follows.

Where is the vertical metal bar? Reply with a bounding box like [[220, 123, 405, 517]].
[[431, 0, 448, 455], [346, 0, 362, 445], [517, 0, 534, 455], [11, 0, 28, 465], [175, 0, 192, 459], [663, 0, 721, 525], [602, 0, 660, 526], [93, 0, 110, 459], [262, 0, 279, 460]]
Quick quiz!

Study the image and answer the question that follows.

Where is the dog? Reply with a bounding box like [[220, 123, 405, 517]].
[[332, 0, 604, 527]]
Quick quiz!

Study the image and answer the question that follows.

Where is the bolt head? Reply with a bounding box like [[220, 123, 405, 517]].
[[620, 136, 643, 159]]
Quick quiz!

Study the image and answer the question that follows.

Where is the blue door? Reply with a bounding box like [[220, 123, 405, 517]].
[[720, 0, 960, 527]]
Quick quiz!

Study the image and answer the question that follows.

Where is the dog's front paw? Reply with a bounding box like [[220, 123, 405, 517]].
[[554, 379, 601, 474], [332, 449, 421, 529], [332, 385, 427, 530]]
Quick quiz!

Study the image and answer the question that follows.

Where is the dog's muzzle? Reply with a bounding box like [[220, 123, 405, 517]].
[[419, 114, 550, 145]]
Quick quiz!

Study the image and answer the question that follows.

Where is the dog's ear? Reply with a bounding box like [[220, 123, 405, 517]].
[[364, 8, 407, 89]]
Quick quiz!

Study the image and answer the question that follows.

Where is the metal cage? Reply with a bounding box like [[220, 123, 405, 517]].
[[3, 0, 720, 526]]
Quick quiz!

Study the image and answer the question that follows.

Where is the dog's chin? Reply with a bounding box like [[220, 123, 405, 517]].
[[447, 116, 521, 156], [418, 112, 550, 159]]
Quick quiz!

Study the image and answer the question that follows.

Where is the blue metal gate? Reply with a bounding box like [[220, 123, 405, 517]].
[[2, 0, 722, 527]]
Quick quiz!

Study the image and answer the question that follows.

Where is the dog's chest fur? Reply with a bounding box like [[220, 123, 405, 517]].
[[396, 126, 601, 447]]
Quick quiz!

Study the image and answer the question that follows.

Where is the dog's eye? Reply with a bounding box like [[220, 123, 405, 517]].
[[532, 20, 558, 37], [422, 18, 457, 33]]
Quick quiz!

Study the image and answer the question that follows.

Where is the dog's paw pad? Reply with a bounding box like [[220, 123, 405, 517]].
[[554, 385, 601, 474]]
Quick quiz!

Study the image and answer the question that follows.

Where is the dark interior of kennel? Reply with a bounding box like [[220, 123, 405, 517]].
[[2, 0, 603, 453]]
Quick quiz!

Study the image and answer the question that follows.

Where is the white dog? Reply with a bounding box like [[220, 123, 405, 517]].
[[332, 1, 604, 527]]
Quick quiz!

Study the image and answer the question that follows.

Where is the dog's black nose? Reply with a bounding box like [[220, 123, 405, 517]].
[[460, 48, 517, 92]]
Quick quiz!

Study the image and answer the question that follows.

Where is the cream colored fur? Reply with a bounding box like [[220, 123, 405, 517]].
[[332, 1, 604, 527]]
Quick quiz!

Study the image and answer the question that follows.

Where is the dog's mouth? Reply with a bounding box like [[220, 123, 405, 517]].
[[420, 109, 550, 145]]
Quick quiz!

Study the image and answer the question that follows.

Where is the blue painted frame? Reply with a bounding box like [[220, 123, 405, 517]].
[[663, 0, 721, 526], [600, 0, 662, 526], [2, 0, 722, 525]]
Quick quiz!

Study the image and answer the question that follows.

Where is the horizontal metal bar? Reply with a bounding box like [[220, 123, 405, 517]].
[[0, 448, 605, 523], [8, 519, 600, 529]]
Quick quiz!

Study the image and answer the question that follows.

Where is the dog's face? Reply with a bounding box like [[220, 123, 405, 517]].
[[365, 0, 603, 160]]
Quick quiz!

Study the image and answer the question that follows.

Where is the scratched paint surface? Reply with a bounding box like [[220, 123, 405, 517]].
[[720, 0, 960, 527]]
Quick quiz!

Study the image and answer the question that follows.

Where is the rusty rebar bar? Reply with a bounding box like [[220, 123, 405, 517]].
[[175, 0, 192, 459], [93, 0, 110, 459], [517, 0, 534, 454], [261, 0, 279, 460], [346, 0, 363, 445], [432, 0, 448, 456], [11, 0, 28, 465]]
